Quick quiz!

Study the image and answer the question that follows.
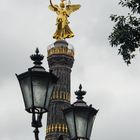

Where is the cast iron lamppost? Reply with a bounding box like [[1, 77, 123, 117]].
[[63, 84, 98, 140], [16, 48, 58, 140]]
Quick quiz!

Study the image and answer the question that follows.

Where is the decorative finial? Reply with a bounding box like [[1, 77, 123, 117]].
[[75, 84, 86, 100], [35, 48, 39, 55], [79, 84, 82, 91], [30, 48, 44, 66], [49, 0, 81, 40]]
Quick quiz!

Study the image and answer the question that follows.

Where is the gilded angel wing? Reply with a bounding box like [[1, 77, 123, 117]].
[[66, 4, 81, 15], [49, 4, 59, 12]]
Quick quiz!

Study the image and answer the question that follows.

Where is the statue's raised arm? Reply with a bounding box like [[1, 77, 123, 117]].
[[49, 0, 59, 12]]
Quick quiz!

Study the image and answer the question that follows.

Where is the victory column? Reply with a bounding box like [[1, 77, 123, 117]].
[[46, 0, 81, 140]]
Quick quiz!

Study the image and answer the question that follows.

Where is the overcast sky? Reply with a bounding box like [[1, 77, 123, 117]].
[[0, 0, 140, 140]]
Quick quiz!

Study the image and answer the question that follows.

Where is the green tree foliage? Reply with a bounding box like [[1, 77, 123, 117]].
[[109, 0, 140, 64]]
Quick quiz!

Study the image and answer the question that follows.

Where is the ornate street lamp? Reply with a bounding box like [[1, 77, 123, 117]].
[[63, 85, 98, 140], [16, 48, 57, 140]]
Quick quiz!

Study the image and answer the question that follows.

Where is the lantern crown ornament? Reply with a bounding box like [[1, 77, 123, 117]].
[[30, 48, 44, 65], [63, 85, 98, 140], [74, 84, 87, 106]]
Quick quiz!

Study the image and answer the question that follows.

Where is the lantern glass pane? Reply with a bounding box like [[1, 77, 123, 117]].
[[64, 111, 75, 139], [75, 109, 88, 138], [87, 115, 95, 139], [19, 77, 32, 110], [32, 76, 48, 108]]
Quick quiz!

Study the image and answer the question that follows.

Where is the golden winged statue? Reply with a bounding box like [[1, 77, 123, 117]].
[[49, 0, 81, 40]]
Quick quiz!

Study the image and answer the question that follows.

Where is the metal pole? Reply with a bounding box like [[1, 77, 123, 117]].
[[33, 127, 39, 140]]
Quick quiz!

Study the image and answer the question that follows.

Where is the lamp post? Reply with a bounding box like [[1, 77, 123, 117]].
[[63, 85, 98, 140], [16, 48, 58, 140]]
